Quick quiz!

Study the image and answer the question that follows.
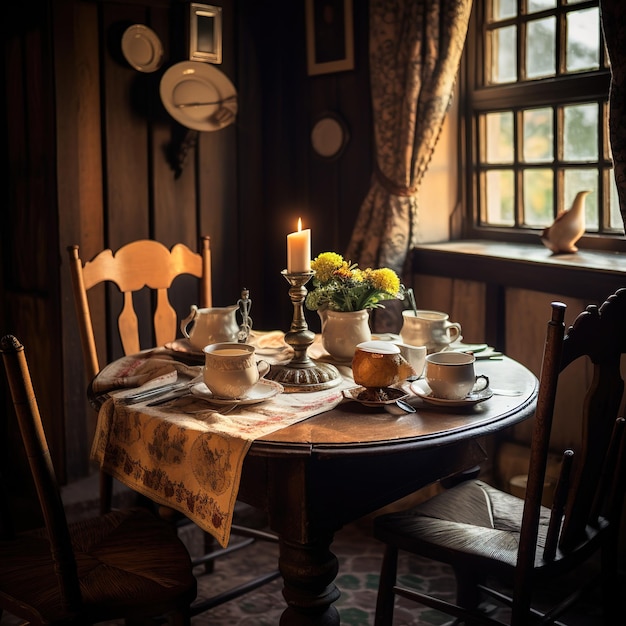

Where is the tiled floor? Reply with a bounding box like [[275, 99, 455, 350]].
[[0, 475, 613, 625]]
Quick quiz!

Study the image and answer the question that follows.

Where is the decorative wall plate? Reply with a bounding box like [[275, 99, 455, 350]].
[[160, 61, 238, 131], [121, 24, 164, 73], [311, 113, 349, 159]]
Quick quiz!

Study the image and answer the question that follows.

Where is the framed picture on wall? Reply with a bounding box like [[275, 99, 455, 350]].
[[305, 0, 354, 76], [189, 3, 222, 64]]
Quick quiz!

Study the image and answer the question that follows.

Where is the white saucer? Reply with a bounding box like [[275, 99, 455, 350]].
[[371, 333, 402, 343], [164, 338, 204, 357], [121, 24, 164, 73], [410, 380, 493, 407], [446, 341, 489, 353], [343, 386, 409, 408], [160, 61, 238, 131], [190, 379, 283, 405]]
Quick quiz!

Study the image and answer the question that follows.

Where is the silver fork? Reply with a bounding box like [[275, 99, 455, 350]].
[[175, 95, 237, 108]]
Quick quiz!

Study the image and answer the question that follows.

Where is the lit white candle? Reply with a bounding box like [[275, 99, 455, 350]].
[[287, 218, 311, 273]]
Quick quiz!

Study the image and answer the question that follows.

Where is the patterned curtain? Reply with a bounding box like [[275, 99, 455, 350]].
[[346, 0, 472, 332], [600, 0, 626, 232]]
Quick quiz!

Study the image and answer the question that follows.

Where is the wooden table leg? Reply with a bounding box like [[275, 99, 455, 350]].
[[278, 534, 342, 626]]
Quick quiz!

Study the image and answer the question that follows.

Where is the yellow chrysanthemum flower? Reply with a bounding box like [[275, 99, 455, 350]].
[[311, 252, 344, 283], [368, 268, 401, 295], [306, 251, 404, 312]]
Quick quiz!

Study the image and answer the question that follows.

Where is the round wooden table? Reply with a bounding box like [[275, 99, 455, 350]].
[[237, 355, 538, 625]]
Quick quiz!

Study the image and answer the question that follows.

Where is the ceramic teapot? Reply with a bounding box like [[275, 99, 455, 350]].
[[180, 304, 240, 351], [352, 340, 416, 389]]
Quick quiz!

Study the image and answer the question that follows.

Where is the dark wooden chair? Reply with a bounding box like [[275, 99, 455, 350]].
[[67, 237, 280, 614], [0, 334, 197, 625], [373, 291, 626, 625]]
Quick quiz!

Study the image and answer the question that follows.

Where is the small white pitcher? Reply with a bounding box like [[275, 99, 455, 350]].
[[180, 304, 240, 351]]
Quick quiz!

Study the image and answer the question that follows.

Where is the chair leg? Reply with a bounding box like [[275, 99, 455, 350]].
[[453, 565, 487, 626], [600, 537, 622, 624], [202, 532, 217, 574], [100, 470, 113, 514], [374, 544, 399, 626]]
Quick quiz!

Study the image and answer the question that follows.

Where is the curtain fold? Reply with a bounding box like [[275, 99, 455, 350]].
[[346, 0, 472, 331], [600, 0, 626, 232]]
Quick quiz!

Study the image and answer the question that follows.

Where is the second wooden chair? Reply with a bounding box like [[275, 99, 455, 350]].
[[373, 291, 626, 625]]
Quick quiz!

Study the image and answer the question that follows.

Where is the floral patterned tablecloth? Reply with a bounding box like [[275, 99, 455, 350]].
[[91, 332, 355, 546]]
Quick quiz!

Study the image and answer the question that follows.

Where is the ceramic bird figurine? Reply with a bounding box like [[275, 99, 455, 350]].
[[540, 190, 590, 254]]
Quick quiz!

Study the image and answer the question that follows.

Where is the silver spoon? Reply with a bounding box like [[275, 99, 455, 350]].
[[385, 399, 417, 415]]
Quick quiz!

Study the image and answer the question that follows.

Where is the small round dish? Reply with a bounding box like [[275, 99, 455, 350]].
[[160, 61, 238, 132], [190, 379, 283, 405], [343, 386, 410, 408], [410, 380, 493, 407], [446, 341, 489, 354], [371, 333, 402, 343], [164, 338, 205, 359], [121, 24, 164, 73]]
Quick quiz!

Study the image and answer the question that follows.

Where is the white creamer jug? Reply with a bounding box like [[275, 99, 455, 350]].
[[180, 304, 239, 351]]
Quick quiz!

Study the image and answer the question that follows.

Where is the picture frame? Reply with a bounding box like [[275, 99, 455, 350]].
[[189, 3, 222, 64], [305, 0, 354, 76]]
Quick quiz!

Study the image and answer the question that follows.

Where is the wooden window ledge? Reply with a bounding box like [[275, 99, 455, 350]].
[[411, 240, 626, 302]]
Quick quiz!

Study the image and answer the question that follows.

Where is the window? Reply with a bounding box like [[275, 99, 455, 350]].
[[464, 0, 623, 249]]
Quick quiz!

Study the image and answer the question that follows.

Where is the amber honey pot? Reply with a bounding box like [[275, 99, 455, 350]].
[[351, 341, 416, 389]]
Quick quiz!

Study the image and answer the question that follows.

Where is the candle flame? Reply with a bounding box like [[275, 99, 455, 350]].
[[297, 217, 302, 232]]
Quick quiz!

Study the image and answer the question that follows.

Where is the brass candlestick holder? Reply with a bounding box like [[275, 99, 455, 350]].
[[265, 270, 342, 392]]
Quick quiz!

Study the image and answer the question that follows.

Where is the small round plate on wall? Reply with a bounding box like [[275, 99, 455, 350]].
[[310, 113, 349, 159]]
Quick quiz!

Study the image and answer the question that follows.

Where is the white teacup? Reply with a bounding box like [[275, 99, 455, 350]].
[[401, 310, 462, 354], [424, 351, 489, 400], [203, 342, 270, 399]]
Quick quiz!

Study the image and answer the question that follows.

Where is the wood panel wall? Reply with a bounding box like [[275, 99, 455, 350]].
[[1, 0, 372, 483]]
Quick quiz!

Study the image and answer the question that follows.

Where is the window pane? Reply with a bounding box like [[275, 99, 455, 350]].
[[566, 8, 599, 72], [492, 0, 517, 21], [564, 169, 597, 230], [490, 26, 517, 83], [563, 104, 597, 161], [523, 169, 553, 226], [485, 112, 514, 163], [523, 108, 553, 162], [528, 0, 556, 12], [485, 170, 515, 225], [527, 18, 556, 79]]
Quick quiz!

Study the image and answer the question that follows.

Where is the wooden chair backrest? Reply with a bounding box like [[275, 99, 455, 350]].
[[1, 334, 82, 614], [515, 290, 626, 610], [67, 237, 211, 382], [557, 288, 626, 549]]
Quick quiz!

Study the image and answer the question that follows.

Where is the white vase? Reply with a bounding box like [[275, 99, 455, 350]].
[[318, 309, 372, 361]]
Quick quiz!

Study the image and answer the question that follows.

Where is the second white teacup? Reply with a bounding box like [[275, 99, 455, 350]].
[[401, 310, 462, 354], [203, 342, 270, 399], [424, 351, 489, 400]]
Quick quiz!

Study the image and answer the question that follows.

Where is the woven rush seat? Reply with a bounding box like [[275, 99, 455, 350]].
[[0, 507, 197, 623], [376, 479, 563, 573]]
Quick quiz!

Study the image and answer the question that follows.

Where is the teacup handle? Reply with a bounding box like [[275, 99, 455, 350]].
[[445, 321, 462, 342], [473, 374, 489, 392], [257, 359, 270, 378]]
